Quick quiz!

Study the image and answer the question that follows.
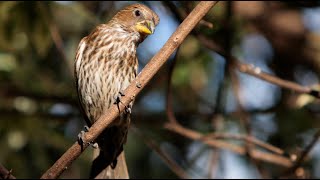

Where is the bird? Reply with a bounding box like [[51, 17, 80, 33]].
[[74, 3, 159, 179]]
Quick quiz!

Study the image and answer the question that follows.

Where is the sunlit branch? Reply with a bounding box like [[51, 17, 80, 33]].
[[40, 2, 218, 179]]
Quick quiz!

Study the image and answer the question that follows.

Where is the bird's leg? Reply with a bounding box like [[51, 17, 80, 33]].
[[77, 125, 98, 149], [114, 90, 132, 114], [136, 81, 142, 88]]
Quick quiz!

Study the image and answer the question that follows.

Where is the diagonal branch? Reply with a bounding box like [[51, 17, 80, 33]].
[[40, 1, 219, 179]]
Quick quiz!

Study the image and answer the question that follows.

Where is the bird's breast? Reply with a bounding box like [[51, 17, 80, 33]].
[[78, 38, 138, 123]]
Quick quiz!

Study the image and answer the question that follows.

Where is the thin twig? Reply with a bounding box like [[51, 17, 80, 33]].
[[197, 34, 320, 99], [165, 2, 320, 99], [222, 1, 265, 176], [281, 129, 320, 177], [201, 132, 284, 155], [0, 164, 16, 179], [165, 47, 180, 124], [164, 122, 293, 167], [162, 1, 214, 28], [37, 2, 73, 77], [40, 2, 218, 179], [131, 125, 189, 179], [208, 149, 219, 178], [236, 62, 319, 97]]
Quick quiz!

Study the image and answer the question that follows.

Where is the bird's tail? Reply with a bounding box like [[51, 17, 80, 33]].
[[90, 148, 129, 179], [89, 124, 129, 179]]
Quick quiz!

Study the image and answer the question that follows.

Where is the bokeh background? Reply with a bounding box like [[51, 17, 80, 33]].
[[1, 1, 320, 178]]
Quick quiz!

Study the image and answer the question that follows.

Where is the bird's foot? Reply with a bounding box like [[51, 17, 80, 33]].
[[77, 125, 97, 149], [114, 91, 132, 114], [136, 81, 142, 88]]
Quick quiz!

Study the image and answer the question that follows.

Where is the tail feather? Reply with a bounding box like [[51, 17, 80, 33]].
[[91, 151, 129, 179], [89, 125, 129, 179]]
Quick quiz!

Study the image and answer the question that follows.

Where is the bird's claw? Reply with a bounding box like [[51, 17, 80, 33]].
[[119, 90, 125, 96], [125, 105, 132, 114], [91, 142, 98, 149], [136, 81, 142, 88], [114, 91, 124, 106], [84, 125, 90, 132], [114, 91, 132, 114], [77, 126, 96, 149], [77, 130, 87, 147]]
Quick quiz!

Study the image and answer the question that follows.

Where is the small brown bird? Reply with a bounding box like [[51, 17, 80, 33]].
[[74, 3, 159, 179]]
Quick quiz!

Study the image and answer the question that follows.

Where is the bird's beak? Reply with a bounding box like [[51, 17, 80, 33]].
[[135, 20, 155, 35]]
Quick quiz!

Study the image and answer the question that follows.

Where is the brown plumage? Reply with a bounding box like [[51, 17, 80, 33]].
[[74, 3, 159, 179]]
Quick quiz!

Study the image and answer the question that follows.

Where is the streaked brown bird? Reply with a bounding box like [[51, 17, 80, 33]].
[[74, 3, 159, 179]]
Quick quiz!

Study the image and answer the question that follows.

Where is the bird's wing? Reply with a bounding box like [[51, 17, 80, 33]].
[[74, 37, 92, 126]]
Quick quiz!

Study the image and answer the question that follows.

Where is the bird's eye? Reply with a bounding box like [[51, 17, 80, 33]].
[[134, 10, 141, 17]]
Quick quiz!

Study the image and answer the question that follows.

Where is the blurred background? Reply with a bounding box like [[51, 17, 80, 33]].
[[1, 1, 320, 178]]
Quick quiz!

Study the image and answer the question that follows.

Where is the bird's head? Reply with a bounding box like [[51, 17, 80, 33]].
[[109, 4, 160, 38]]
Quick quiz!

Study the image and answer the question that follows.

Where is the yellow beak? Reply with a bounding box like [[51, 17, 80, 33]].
[[135, 20, 155, 35]]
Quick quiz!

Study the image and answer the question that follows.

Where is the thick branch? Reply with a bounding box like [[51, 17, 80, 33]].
[[40, 1, 218, 179]]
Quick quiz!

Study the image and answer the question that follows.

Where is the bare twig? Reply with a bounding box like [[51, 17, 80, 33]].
[[0, 164, 16, 179], [281, 129, 320, 177], [131, 125, 189, 179], [201, 132, 284, 155], [164, 2, 320, 99], [165, 47, 180, 124], [162, 1, 214, 28], [37, 2, 73, 77], [197, 33, 320, 99], [40, 2, 218, 179], [236, 62, 320, 98], [208, 149, 220, 178], [222, 1, 265, 176], [164, 122, 293, 167]]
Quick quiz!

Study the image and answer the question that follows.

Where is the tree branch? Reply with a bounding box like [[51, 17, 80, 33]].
[[164, 122, 293, 167], [281, 129, 320, 177], [164, 2, 320, 99], [0, 164, 16, 179], [40, 1, 218, 179], [165, 47, 180, 124], [197, 33, 320, 99], [201, 132, 284, 155]]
